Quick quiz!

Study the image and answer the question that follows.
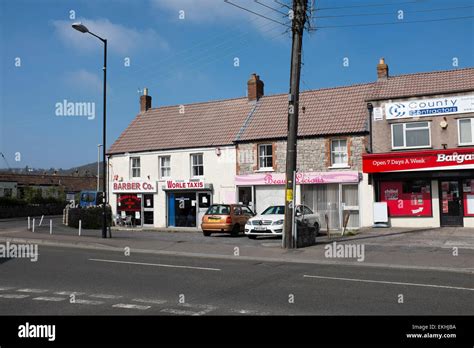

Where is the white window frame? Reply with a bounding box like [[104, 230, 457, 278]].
[[130, 157, 141, 178], [391, 121, 431, 150], [330, 139, 349, 167], [159, 156, 171, 179], [457, 118, 474, 146], [190, 153, 204, 178], [258, 144, 273, 170]]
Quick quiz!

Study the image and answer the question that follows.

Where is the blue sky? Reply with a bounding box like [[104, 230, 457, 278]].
[[1, 0, 473, 169]]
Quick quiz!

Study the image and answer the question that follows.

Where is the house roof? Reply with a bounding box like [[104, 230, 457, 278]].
[[108, 97, 256, 155], [0, 173, 96, 192], [108, 67, 474, 152], [369, 67, 474, 100]]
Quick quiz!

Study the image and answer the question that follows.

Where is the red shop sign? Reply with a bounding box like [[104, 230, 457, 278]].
[[363, 148, 474, 173]]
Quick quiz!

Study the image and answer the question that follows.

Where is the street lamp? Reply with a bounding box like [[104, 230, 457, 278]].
[[72, 22, 108, 239], [97, 144, 102, 191]]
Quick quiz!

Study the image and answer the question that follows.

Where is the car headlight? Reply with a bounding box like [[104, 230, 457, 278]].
[[273, 219, 284, 225]]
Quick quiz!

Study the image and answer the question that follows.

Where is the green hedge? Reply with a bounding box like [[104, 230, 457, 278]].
[[68, 206, 112, 229]]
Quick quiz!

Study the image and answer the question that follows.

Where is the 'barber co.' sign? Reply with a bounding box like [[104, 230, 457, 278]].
[[385, 94, 474, 120]]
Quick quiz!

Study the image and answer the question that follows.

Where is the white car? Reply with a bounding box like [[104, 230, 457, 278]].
[[245, 205, 320, 239]]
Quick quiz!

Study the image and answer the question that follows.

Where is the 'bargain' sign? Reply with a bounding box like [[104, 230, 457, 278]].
[[385, 94, 474, 120], [363, 148, 474, 173], [112, 181, 157, 193]]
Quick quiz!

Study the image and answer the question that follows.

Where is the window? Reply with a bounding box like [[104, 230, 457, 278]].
[[242, 206, 255, 216], [191, 153, 204, 177], [391, 122, 431, 149], [205, 204, 230, 215], [130, 157, 141, 178], [458, 118, 474, 145], [331, 139, 348, 166], [262, 206, 285, 215], [3, 188, 12, 198], [159, 156, 171, 178], [258, 144, 273, 169]]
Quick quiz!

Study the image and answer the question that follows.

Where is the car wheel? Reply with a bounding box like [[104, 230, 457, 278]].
[[231, 224, 240, 237], [248, 235, 257, 239], [203, 231, 211, 237]]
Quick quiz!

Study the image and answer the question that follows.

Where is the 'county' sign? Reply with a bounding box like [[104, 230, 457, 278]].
[[384, 94, 474, 120]]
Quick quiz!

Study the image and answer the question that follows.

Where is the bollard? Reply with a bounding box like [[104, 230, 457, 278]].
[[79, 220, 82, 236], [50, 219, 53, 235], [39, 215, 44, 227], [32, 218, 35, 233], [28, 216, 31, 230]]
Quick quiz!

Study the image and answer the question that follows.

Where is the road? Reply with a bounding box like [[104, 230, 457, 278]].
[[0, 245, 473, 315]]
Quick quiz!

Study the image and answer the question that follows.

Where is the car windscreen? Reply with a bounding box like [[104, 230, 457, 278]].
[[205, 205, 231, 215], [261, 206, 285, 215]]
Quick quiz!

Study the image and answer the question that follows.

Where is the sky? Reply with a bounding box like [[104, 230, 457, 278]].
[[0, 0, 473, 170]]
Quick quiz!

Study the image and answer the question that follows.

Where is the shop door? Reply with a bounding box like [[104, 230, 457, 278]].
[[440, 181, 463, 226], [238, 186, 254, 210], [197, 192, 211, 227], [174, 192, 197, 227], [143, 194, 154, 225]]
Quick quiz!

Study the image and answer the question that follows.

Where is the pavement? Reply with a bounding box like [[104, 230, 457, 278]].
[[0, 216, 473, 273]]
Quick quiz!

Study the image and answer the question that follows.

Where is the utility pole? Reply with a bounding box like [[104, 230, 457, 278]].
[[283, 0, 307, 249]]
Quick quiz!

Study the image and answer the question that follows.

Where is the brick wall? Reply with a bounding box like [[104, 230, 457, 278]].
[[237, 135, 367, 175]]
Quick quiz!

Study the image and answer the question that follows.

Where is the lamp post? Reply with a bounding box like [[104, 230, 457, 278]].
[[72, 22, 108, 239], [97, 144, 102, 191]]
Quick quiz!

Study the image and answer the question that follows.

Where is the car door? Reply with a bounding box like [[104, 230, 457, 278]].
[[233, 206, 244, 231], [302, 205, 317, 225]]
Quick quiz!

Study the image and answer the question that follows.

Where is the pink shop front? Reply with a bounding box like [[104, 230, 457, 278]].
[[235, 171, 362, 230]]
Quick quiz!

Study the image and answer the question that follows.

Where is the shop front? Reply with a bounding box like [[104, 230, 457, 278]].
[[112, 180, 157, 227], [235, 171, 361, 229], [163, 179, 213, 228], [363, 148, 474, 227]]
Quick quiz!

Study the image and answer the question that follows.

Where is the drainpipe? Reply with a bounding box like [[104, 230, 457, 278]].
[[366, 103, 374, 154]]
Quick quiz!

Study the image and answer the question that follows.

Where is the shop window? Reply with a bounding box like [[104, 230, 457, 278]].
[[380, 180, 431, 217], [458, 118, 474, 145], [331, 139, 348, 167], [391, 122, 431, 149], [191, 153, 204, 177], [3, 188, 12, 197], [258, 144, 273, 170], [159, 156, 171, 179], [130, 157, 141, 178]]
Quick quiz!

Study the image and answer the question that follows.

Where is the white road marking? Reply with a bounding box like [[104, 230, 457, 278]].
[[89, 258, 221, 271], [54, 291, 85, 296], [112, 303, 150, 310], [231, 309, 265, 315], [161, 303, 217, 316], [90, 294, 123, 299], [33, 296, 66, 302], [132, 298, 167, 305], [0, 294, 29, 299], [17, 288, 48, 293], [303, 275, 474, 291], [0, 287, 15, 291], [73, 299, 104, 305], [161, 308, 200, 315]]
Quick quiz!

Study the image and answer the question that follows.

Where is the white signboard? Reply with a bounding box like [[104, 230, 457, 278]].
[[373, 202, 388, 223], [112, 181, 157, 193], [385, 94, 474, 120], [373, 107, 383, 121]]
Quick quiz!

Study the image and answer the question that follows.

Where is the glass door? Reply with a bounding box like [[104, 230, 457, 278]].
[[143, 194, 154, 225], [440, 181, 463, 226]]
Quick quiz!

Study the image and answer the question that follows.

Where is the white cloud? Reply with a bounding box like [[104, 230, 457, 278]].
[[63, 69, 103, 94], [152, 0, 291, 36], [52, 18, 169, 55]]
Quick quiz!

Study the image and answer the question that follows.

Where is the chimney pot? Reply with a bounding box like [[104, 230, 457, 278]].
[[140, 88, 152, 112], [377, 57, 389, 81], [247, 73, 264, 102]]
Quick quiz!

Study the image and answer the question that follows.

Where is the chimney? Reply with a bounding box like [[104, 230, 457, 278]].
[[247, 73, 264, 102], [140, 88, 152, 112], [377, 58, 389, 81]]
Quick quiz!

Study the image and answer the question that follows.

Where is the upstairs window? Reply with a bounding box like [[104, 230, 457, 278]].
[[159, 156, 171, 178], [130, 157, 141, 178], [191, 153, 204, 177], [258, 144, 273, 170], [458, 118, 474, 145], [331, 139, 348, 166], [392, 122, 431, 149]]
